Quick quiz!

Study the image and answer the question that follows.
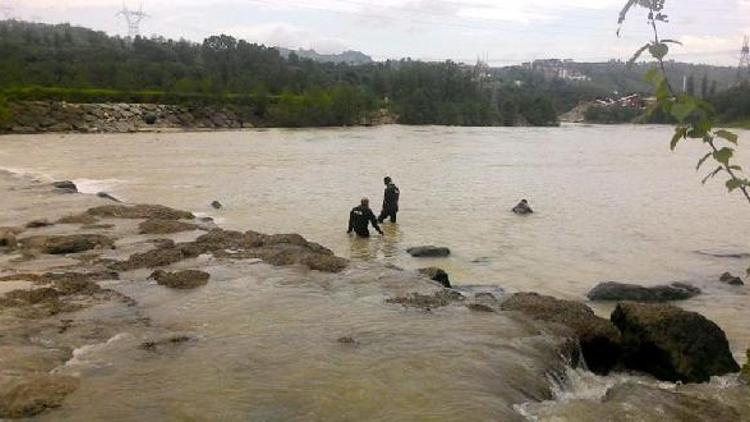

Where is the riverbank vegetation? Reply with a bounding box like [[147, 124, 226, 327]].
[[1, 19, 748, 128]]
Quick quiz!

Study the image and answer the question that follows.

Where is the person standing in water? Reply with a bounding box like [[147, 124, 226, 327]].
[[348, 198, 383, 238], [378, 176, 400, 224], [512, 199, 533, 215]]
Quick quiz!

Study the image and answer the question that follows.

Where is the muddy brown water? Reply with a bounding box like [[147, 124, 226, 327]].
[[1, 124, 749, 420]]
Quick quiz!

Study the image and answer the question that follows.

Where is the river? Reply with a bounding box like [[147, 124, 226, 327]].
[[0, 124, 748, 420]]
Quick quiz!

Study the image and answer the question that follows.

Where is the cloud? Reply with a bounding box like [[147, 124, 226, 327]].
[[225, 22, 348, 53]]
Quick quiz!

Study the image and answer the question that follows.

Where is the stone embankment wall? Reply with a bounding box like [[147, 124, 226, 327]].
[[0, 101, 256, 134]]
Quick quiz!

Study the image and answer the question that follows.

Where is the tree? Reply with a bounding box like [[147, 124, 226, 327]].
[[685, 74, 695, 96], [619, 0, 750, 274]]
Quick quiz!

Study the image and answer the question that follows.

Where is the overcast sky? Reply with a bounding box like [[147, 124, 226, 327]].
[[5, 0, 750, 65]]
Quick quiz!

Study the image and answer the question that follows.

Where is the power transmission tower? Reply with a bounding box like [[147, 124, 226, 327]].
[[739, 35, 750, 82], [116, 2, 148, 38]]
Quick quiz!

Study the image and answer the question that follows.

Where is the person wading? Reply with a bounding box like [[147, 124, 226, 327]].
[[378, 176, 400, 224], [348, 198, 383, 238]]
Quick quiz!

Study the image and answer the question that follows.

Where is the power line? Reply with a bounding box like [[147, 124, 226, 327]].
[[116, 1, 148, 38]]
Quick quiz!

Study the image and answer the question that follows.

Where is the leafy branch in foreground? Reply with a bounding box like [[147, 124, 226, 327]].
[[619, 0, 750, 274]]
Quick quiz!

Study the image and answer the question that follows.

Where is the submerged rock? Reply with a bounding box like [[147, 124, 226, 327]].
[[87, 204, 194, 220], [211, 200, 223, 209], [386, 289, 464, 310], [586, 281, 701, 302], [695, 248, 750, 259], [466, 303, 495, 313], [51, 180, 77, 193], [742, 350, 750, 384], [20, 234, 114, 255], [56, 214, 99, 225], [500, 292, 621, 375], [0, 374, 79, 418], [96, 192, 121, 202], [111, 247, 189, 271], [0, 228, 18, 249], [611, 302, 740, 383], [138, 219, 199, 235], [599, 382, 742, 421], [418, 267, 451, 288], [25, 219, 53, 229], [719, 272, 744, 286], [140, 335, 192, 351], [149, 270, 210, 289], [406, 246, 451, 257]]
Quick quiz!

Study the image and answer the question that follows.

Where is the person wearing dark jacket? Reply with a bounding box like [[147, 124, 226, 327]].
[[378, 176, 400, 224], [512, 199, 533, 215], [348, 198, 383, 238]]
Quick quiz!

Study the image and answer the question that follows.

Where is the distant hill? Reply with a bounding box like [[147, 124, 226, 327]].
[[493, 59, 740, 97], [275, 47, 372, 65]]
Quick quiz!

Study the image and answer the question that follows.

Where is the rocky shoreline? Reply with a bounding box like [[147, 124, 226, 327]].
[[0, 101, 258, 134], [0, 101, 397, 135], [0, 171, 748, 420]]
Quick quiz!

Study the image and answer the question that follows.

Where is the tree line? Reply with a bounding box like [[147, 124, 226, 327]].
[[0, 20, 585, 127]]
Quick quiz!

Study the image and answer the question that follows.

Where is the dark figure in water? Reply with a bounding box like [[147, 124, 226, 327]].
[[348, 198, 383, 238], [512, 199, 533, 215], [378, 176, 400, 223]]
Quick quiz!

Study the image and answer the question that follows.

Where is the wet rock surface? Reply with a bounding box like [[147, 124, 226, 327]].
[[138, 219, 200, 235], [56, 214, 99, 225], [611, 302, 740, 383], [25, 219, 53, 229], [418, 267, 451, 288], [96, 192, 121, 202], [149, 270, 210, 289], [86, 204, 194, 220], [406, 245, 451, 257], [112, 228, 348, 273], [586, 281, 701, 302], [742, 350, 750, 383], [600, 382, 741, 421], [51, 181, 77, 193], [140, 335, 193, 351], [501, 293, 621, 375], [19, 234, 114, 255], [0, 374, 79, 419], [386, 289, 464, 310], [719, 272, 744, 286]]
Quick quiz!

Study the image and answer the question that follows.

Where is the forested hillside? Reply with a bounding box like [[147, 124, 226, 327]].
[[0, 20, 746, 128]]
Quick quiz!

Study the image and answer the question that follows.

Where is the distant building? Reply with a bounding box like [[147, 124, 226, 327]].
[[524, 59, 591, 82]]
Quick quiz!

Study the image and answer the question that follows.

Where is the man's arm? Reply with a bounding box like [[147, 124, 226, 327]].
[[369, 210, 383, 234], [347, 210, 354, 233]]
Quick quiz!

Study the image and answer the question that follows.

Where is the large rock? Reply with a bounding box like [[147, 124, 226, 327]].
[[0, 228, 18, 249], [387, 289, 464, 310], [149, 270, 209, 289], [86, 204, 194, 220], [587, 281, 700, 302], [0, 375, 79, 418], [611, 302, 740, 383], [741, 350, 750, 384], [51, 180, 77, 193], [719, 272, 744, 286], [407, 246, 450, 257], [138, 219, 199, 235], [20, 234, 114, 254], [418, 267, 451, 288], [500, 293, 621, 375]]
